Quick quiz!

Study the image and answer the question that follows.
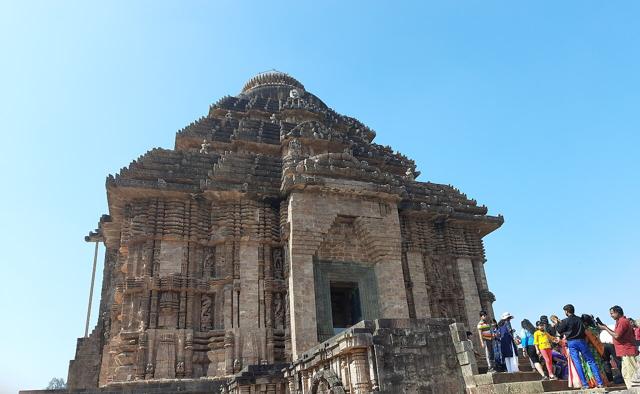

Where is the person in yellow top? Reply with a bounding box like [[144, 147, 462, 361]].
[[535, 321, 557, 380]]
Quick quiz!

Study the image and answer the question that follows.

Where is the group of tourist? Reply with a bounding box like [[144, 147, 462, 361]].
[[475, 304, 640, 390]]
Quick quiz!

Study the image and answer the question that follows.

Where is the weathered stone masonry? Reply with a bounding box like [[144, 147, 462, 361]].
[[66, 71, 502, 391]]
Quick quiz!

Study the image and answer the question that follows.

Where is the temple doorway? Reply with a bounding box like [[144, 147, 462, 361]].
[[330, 281, 362, 334]]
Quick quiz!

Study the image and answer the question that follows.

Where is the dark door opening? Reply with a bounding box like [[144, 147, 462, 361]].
[[330, 281, 362, 334]]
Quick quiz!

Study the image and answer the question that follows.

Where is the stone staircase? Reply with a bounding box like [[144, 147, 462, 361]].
[[472, 351, 628, 393], [450, 323, 629, 393], [471, 371, 576, 393]]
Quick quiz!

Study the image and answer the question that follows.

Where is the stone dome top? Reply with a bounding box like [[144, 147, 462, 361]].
[[241, 71, 305, 93]]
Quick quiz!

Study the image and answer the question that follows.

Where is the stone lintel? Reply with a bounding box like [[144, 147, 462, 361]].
[[283, 178, 405, 202]]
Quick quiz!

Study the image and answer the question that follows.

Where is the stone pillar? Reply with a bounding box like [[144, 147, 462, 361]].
[[301, 370, 310, 394], [456, 257, 483, 335], [238, 243, 259, 327], [149, 290, 158, 329], [287, 193, 318, 358], [186, 292, 194, 329], [287, 373, 297, 394], [135, 331, 147, 380], [224, 331, 234, 375], [185, 332, 193, 378], [349, 349, 372, 394], [406, 250, 431, 318], [144, 331, 155, 379], [367, 346, 379, 391], [176, 332, 185, 378], [178, 291, 187, 328], [223, 285, 233, 328], [238, 242, 260, 365], [473, 259, 495, 318], [139, 292, 150, 330], [265, 290, 274, 363]]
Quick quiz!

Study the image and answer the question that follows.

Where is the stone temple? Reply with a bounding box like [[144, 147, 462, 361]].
[[62, 71, 503, 393]]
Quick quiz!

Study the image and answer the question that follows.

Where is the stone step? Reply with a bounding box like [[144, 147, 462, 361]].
[[545, 383, 628, 393], [468, 380, 561, 394], [474, 371, 543, 385], [541, 380, 578, 392], [478, 363, 533, 374], [469, 374, 629, 394]]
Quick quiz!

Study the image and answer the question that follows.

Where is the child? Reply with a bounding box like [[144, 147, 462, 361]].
[[535, 320, 557, 379], [466, 331, 482, 359], [551, 348, 569, 380], [521, 319, 548, 379]]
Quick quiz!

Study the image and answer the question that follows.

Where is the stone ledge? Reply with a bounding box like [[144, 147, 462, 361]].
[[20, 378, 228, 394]]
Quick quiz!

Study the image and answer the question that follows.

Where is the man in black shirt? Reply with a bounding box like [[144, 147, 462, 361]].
[[556, 304, 604, 389]]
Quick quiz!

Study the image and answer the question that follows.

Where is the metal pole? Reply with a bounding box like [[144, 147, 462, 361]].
[[85, 241, 99, 338]]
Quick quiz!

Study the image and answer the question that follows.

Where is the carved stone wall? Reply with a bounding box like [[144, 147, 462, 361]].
[[398, 215, 497, 331], [72, 195, 287, 386], [285, 192, 409, 358], [281, 319, 465, 394], [316, 216, 369, 263]]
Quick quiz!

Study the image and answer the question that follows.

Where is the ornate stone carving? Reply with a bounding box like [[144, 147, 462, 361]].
[[200, 139, 210, 154], [200, 294, 212, 331], [158, 292, 179, 328], [272, 247, 284, 279], [273, 292, 285, 329], [203, 247, 215, 278], [288, 138, 302, 158]]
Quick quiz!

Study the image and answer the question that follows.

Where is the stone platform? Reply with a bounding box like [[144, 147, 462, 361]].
[[20, 378, 227, 394], [22, 319, 466, 394]]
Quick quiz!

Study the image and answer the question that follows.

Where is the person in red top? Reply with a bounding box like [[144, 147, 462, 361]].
[[597, 305, 639, 389]]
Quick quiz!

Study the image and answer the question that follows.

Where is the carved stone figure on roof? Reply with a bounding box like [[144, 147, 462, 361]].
[[404, 167, 415, 181], [200, 139, 210, 154], [288, 138, 302, 158], [289, 89, 301, 99]]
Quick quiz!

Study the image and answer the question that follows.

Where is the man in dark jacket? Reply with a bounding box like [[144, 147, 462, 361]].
[[556, 304, 604, 389]]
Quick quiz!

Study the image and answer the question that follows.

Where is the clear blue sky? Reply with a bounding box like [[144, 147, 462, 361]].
[[1, 1, 638, 392]]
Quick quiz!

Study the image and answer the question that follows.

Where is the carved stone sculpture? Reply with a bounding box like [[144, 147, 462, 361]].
[[273, 292, 285, 329], [200, 295, 212, 331], [200, 139, 210, 154], [272, 248, 283, 279]]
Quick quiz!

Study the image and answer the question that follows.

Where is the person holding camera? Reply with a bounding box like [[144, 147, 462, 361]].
[[597, 305, 639, 389], [477, 310, 497, 373], [556, 304, 605, 389]]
